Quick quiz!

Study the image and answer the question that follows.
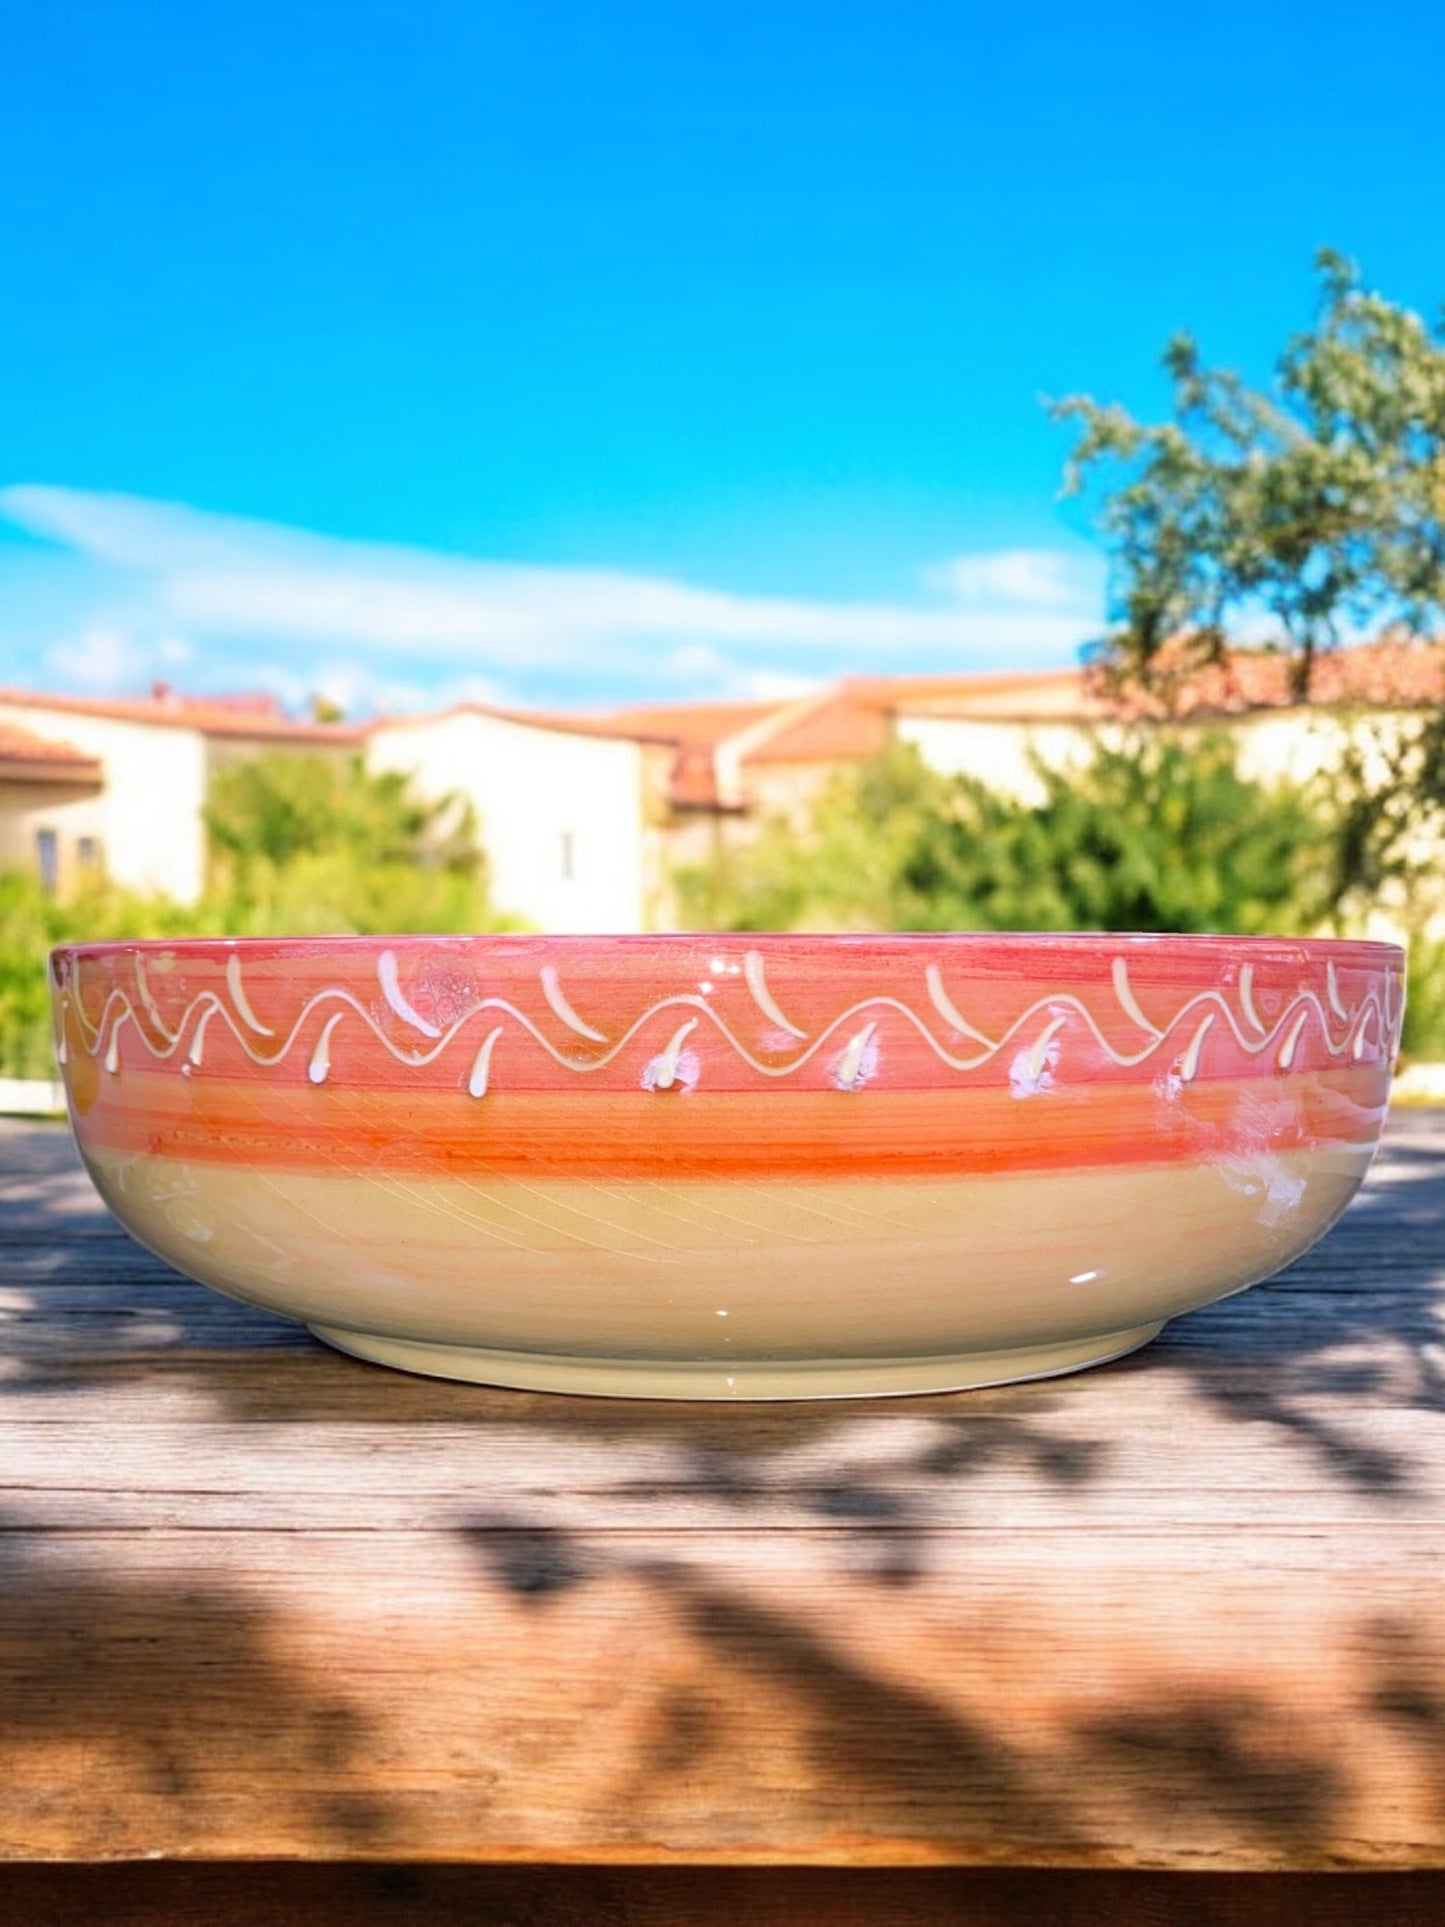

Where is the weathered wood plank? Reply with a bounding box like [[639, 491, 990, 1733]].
[[2, 1528, 1445, 1864], [2, 1865, 1443, 1927], [2, 1518, 1445, 1865]]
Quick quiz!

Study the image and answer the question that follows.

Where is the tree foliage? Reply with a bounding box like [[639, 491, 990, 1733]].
[[1053, 250, 1445, 697], [1053, 249, 1445, 966], [1312, 709, 1445, 930], [203, 753, 504, 936], [677, 735, 1323, 939]]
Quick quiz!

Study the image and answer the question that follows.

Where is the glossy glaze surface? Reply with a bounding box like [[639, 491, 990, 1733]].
[[51, 933, 1403, 1397]]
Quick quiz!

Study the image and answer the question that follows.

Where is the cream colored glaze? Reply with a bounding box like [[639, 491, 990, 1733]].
[[79, 1141, 1373, 1391], [308, 1321, 1169, 1399]]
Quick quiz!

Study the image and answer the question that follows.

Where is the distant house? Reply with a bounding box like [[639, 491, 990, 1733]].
[[594, 696, 824, 892], [890, 643, 1445, 804], [366, 702, 675, 933], [607, 644, 1445, 932], [603, 675, 1083, 872], [0, 687, 362, 901], [894, 645, 1445, 944], [606, 647, 1445, 827], [0, 721, 105, 897], [7, 640, 1438, 930], [604, 673, 1119, 831]]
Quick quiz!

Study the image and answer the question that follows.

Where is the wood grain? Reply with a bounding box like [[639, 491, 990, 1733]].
[[2, 1865, 1444, 1927], [2, 1113, 1444, 1870]]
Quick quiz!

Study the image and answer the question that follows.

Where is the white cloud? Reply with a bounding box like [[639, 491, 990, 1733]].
[[926, 547, 1104, 611], [3, 486, 1106, 711], [657, 641, 823, 702], [248, 655, 462, 721], [733, 666, 827, 702], [44, 624, 163, 690]]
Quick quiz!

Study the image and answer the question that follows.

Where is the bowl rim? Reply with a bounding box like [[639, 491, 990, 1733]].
[[50, 930, 1406, 968]]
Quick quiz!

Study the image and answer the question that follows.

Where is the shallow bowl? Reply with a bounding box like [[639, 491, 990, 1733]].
[[51, 932, 1403, 1398]]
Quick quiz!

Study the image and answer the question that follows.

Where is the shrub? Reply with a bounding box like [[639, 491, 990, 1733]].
[[678, 731, 1326, 938]]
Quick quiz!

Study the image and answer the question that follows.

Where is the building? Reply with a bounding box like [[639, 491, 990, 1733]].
[[891, 643, 1445, 804], [603, 644, 1445, 932], [366, 702, 675, 933], [603, 674, 1091, 880], [0, 682, 673, 931], [0, 687, 362, 902], [0, 721, 105, 897], [5, 639, 1439, 933]]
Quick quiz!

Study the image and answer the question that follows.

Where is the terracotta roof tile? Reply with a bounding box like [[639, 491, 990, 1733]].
[[587, 697, 804, 806], [891, 642, 1445, 724], [0, 721, 104, 781], [0, 687, 366, 745], [849, 669, 1085, 706], [370, 699, 678, 745], [741, 674, 1098, 762], [1162, 640, 1445, 714], [890, 673, 1100, 723], [740, 690, 892, 765], [599, 699, 784, 747], [0, 722, 100, 765], [669, 743, 727, 808]]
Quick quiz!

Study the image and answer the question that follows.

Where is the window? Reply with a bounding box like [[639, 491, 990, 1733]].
[[560, 830, 576, 881], [35, 827, 59, 895], [77, 835, 101, 870]]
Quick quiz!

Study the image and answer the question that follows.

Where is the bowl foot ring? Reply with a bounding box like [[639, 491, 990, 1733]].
[[306, 1320, 1167, 1400]]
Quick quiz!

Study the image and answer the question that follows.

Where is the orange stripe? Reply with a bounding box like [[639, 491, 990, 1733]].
[[70, 1066, 1390, 1179]]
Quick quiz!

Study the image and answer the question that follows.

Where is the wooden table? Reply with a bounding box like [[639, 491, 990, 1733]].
[[3, 1112, 1444, 1925]]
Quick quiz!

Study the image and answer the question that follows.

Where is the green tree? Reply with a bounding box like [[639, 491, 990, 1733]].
[[678, 734, 1323, 939], [202, 753, 508, 935], [675, 744, 945, 932], [913, 732, 1323, 935], [1053, 249, 1445, 983], [1053, 250, 1445, 700], [1309, 708, 1445, 931]]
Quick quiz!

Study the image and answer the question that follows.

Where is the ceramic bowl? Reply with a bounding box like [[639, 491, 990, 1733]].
[[51, 932, 1403, 1399]]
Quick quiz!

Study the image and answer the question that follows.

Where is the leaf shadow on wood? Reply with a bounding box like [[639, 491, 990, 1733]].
[[1359, 1615, 1445, 1832], [1144, 1132, 1445, 1495], [8, 1120, 1445, 1865], [1073, 1699, 1343, 1852], [0, 1519, 395, 1853], [460, 1519, 1445, 1863], [460, 1519, 1090, 1855], [654, 1572, 1096, 1858]]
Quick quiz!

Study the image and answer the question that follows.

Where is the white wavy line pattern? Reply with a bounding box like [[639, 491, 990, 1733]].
[[744, 948, 808, 1039], [539, 962, 608, 1042], [225, 952, 274, 1036], [54, 950, 1403, 1098], [378, 948, 441, 1038]]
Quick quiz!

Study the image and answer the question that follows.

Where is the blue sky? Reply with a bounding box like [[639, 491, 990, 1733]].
[[4, 0, 1444, 713]]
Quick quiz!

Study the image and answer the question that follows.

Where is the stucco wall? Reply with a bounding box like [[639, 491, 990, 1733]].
[[900, 705, 1435, 801], [896, 715, 1094, 804], [0, 780, 106, 893], [0, 703, 209, 902], [367, 712, 649, 932]]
